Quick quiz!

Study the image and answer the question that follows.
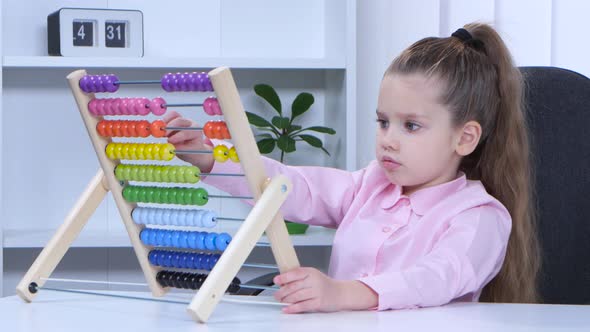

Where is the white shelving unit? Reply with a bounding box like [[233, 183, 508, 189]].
[[1, 0, 355, 296]]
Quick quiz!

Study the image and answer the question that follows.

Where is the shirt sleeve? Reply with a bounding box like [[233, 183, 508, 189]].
[[202, 156, 365, 228], [359, 205, 511, 310]]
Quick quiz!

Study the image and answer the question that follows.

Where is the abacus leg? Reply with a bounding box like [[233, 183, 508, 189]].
[[187, 175, 292, 323], [16, 169, 109, 302]]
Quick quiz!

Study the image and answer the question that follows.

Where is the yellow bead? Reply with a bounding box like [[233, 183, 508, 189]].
[[128, 144, 138, 160], [106, 144, 117, 160], [135, 144, 145, 160], [144, 144, 154, 159], [151, 144, 161, 160], [115, 143, 125, 159], [121, 143, 131, 160], [228, 147, 239, 162], [213, 145, 229, 162], [160, 143, 175, 161]]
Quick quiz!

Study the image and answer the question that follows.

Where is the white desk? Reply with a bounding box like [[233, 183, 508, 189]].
[[1, 291, 588, 331]]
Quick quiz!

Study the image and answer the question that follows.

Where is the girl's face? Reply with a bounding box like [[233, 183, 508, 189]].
[[375, 73, 464, 195]]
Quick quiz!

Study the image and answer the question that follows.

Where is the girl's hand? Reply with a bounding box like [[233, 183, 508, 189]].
[[273, 267, 379, 313], [273, 267, 345, 313], [163, 110, 214, 173]]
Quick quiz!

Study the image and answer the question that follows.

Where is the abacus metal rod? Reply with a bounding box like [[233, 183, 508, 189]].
[[164, 103, 205, 108], [115, 80, 161, 85], [39, 277, 279, 291], [36, 287, 285, 306], [201, 173, 245, 177]]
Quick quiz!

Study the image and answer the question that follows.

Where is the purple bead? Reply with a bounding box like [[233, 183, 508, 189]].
[[161, 73, 172, 92], [186, 73, 197, 91], [79, 76, 90, 92], [178, 73, 188, 91], [104, 77, 118, 93], [203, 76, 213, 92]]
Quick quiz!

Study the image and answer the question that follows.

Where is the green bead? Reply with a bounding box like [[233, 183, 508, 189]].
[[161, 167, 170, 183], [115, 165, 125, 181], [176, 189, 186, 205], [184, 166, 200, 183], [168, 167, 178, 183], [137, 166, 147, 181], [137, 187, 148, 202], [160, 188, 169, 203], [144, 166, 154, 182], [193, 188, 208, 206], [153, 167, 162, 182]]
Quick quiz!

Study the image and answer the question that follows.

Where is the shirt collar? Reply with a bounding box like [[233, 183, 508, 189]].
[[381, 172, 467, 215]]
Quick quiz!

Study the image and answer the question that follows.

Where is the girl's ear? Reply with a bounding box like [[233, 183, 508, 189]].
[[455, 121, 482, 156]]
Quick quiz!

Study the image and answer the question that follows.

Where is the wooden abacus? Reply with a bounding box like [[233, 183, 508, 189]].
[[16, 67, 300, 323]]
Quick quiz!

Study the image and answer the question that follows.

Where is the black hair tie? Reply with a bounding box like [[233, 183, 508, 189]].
[[451, 28, 487, 54]]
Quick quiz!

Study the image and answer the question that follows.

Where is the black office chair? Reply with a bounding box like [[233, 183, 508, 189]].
[[521, 66, 590, 304]]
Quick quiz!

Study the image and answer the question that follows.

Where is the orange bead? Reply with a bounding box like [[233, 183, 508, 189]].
[[127, 121, 137, 137], [136, 121, 150, 137], [150, 120, 166, 138], [96, 121, 108, 137], [105, 121, 114, 137], [203, 121, 213, 138], [221, 122, 231, 139], [120, 121, 130, 137]]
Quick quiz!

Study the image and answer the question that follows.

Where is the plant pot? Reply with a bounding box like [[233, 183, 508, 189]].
[[285, 221, 309, 234]]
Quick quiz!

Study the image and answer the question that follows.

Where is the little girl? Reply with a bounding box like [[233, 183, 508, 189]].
[[164, 23, 539, 313]]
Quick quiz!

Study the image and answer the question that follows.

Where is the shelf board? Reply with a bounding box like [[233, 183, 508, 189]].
[[2, 56, 346, 70], [2, 225, 334, 248]]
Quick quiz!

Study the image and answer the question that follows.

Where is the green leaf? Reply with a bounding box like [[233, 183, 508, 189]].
[[298, 134, 323, 148], [277, 136, 296, 153], [272, 116, 291, 130], [302, 126, 336, 135], [286, 124, 302, 133], [254, 84, 282, 115], [291, 92, 314, 121], [256, 133, 274, 139], [246, 111, 274, 128], [257, 138, 276, 154]]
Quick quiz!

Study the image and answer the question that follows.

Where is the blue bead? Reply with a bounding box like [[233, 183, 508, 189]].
[[204, 233, 217, 251], [171, 253, 180, 268], [164, 231, 173, 247], [179, 232, 189, 248], [156, 230, 166, 246], [210, 254, 220, 269], [154, 208, 164, 225], [215, 233, 232, 251], [156, 250, 166, 266], [195, 232, 206, 250], [139, 229, 149, 244], [132, 208, 142, 224], [187, 232, 197, 249], [171, 231, 181, 248], [148, 230, 158, 246], [202, 255, 211, 270], [148, 251, 157, 265], [163, 252, 172, 267], [201, 211, 217, 228], [162, 209, 172, 225]]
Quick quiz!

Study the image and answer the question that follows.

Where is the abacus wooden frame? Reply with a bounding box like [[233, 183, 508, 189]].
[[15, 66, 300, 323]]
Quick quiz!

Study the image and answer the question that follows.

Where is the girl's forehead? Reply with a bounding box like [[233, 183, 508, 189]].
[[378, 73, 447, 116]]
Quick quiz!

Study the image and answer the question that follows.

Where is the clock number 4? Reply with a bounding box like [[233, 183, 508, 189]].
[[73, 21, 94, 47]]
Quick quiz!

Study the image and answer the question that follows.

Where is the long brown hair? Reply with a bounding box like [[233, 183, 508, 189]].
[[386, 23, 540, 303]]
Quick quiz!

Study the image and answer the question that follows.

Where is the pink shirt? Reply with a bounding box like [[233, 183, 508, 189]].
[[205, 157, 511, 310]]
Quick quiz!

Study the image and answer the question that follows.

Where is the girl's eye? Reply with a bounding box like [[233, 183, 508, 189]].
[[404, 121, 421, 132], [376, 119, 389, 129]]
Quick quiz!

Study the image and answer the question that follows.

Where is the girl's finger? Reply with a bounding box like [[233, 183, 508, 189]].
[[273, 268, 309, 286], [280, 287, 315, 305], [274, 278, 308, 302], [282, 298, 321, 314], [167, 129, 202, 145], [162, 110, 182, 123]]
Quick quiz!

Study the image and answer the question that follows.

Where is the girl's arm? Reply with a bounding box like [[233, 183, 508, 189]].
[[203, 155, 365, 228]]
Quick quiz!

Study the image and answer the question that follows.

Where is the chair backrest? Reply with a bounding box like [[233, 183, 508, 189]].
[[520, 66, 590, 304]]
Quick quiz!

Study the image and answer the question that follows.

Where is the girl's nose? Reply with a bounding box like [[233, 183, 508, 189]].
[[382, 134, 400, 151]]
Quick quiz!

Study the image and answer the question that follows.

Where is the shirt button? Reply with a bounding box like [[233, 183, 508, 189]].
[[382, 226, 391, 233]]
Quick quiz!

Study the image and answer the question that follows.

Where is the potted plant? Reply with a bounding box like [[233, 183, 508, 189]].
[[246, 84, 336, 234]]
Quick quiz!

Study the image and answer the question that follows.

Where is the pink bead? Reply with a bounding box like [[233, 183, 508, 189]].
[[96, 99, 107, 115], [211, 97, 222, 115], [203, 97, 215, 115], [112, 98, 122, 115], [104, 98, 114, 115], [88, 99, 99, 116], [150, 97, 167, 116], [120, 98, 131, 115]]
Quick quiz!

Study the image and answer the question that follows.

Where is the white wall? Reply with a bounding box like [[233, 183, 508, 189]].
[[356, 0, 590, 168]]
